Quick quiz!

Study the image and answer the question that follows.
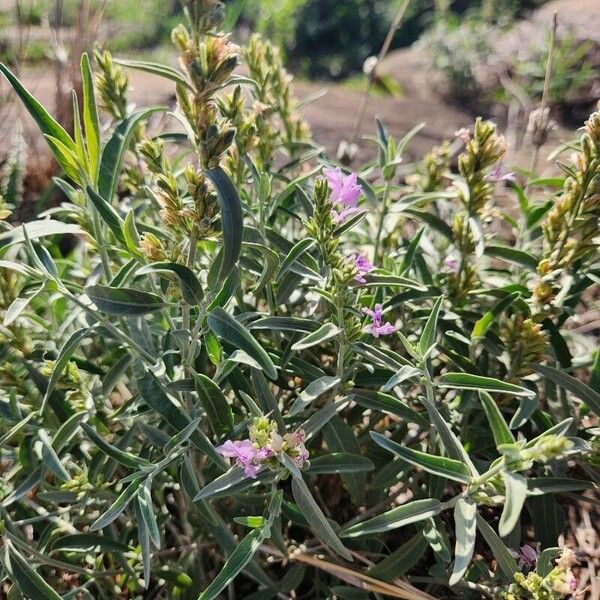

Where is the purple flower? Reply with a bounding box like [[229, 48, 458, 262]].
[[216, 439, 267, 479], [509, 544, 539, 569], [324, 167, 363, 224], [443, 254, 459, 272], [362, 303, 396, 337], [351, 253, 374, 283], [488, 164, 516, 183]]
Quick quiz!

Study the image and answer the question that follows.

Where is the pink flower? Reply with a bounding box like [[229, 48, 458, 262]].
[[324, 167, 363, 224], [443, 255, 459, 272], [350, 253, 374, 283], [454, 128, 471, 143], [488, 164, 516, 183], [509, 544, 539, 569], [216, 439, 269, 479], [362, 303, 396, 337]]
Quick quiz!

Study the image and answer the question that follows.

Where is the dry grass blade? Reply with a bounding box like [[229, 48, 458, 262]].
[[288, 550, 436, 600]]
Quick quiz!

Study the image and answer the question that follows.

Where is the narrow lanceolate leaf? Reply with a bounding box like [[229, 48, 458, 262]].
[[81, 422, 150, 468], [420, 396, 478, 476], [471, 292, 519, 340], [194, 467, 250, 501], [50, 533, 129, 553], [0, 62, 75, 152], [86, 285, 166, 316], [194, 374, 234, 436], [208, 307, 277, 380], [288, 375, 340, 417], [531, 364, 600, 417], [138, 262, 203, 305], [138, 479, 160, 548], [114, 57, 192, 89], [90, 478, 143, 531], [138, 372, 227, 469], [291, 474, 353, 561], [526, 477, 594, 496], [437, 373, 535, 398], [478, 391, 515, 446], [370, 432, 472, 484], [418, 296, 443, 356], [80, 53, 101, 180], [340, 498, 442, 538], [99, 107, 162, 201], [449, 499, 477, 585], [0, 220, 82, 249], [307, 453, 374, 475], [351, 389, 429, 428], [86, 186, 126, 244], [207, 167, 243, 282], [277, 238, 315, 278], [41, 328, 91, 413], [475, 513, 519, 580], [198, 527, 268, 600], [382, 365, 422, 392], [2, 541, 62, 600], [499, 471, 527, 538], [291, 322, 342, 351]]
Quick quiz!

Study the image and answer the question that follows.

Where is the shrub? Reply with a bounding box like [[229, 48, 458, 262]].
[[0, 1, 598, 599]]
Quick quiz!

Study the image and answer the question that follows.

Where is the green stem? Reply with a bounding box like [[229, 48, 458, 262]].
[[372, 180, 392, 265]]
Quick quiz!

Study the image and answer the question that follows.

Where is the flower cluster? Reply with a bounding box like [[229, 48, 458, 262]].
[[217, 417, 309, 478], [324, 167, 363, 224], [362, 304, 396, 338], [501, 548, 577, 599]]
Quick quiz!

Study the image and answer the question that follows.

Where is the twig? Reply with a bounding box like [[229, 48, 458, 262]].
[[348, 0, 411, 149]]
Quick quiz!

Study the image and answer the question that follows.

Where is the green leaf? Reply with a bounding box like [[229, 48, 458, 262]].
[[479, 391, 515, 446], [86, 186, 126, 244], [194, 466, 251, 501], [248, 316, 319, 333], [208, 307, 277, 380], [291, 322, 341, 351], [44, 134, 82, 182], [2, 541, 62, 600], [526, 477, 593, 495], [277, 238, 315, 279], [291, 474, 352, 561], [194, 374, 234, 436], [198, 527, 268, 600], [382, 365, 422, 391], [499, 471, 527, 538], [288, 375, 340, 417], [138, 262, 204, 305], [244, 242, 279, 293], [138, 479, 160, 547], [340, 498, 442, 538], [370, 432, 472, 483], [418, 296, 443, 356], [90, 478, 143, 531], [475, 513, 519, 580], [99, 107, 162, 201], [484, 245, 539, 270], [471, 292, 519, 340], [81, 53, 101, 180], [0, 61, 75, 152], [438, 373, 535, 398], [531, 363, 600, 416], [307, 453, 374, 475], [81, 422, 149, 468], [368, 530, 429, 581], [0, 221, 82, 249], [114, 57, 192, 89], [86, 285, 166, 316], [537, 548, 562, 577], [351, 389, 428, 428], [138, 372, 227, 468], [449, 499, 477, 585], [41, 328, 91, 413], [420, 395, 478, 475], [207, 167, 244, 282], [50, 533, 130, 553]]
